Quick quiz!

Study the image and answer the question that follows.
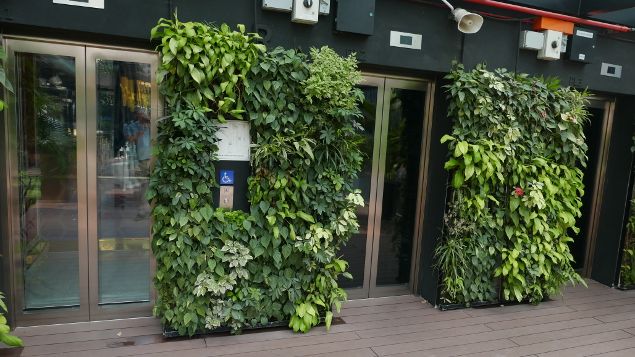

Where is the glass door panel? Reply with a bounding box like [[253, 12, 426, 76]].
[[86, 47, 158, 318], [375, 87, 426, 288], [7, 39, 88, 324], [16, 52, 80, 309], [95, 59, 152, 304], [339, 81, 383, 292]]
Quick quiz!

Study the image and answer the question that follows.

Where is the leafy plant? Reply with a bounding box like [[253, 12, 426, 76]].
[[620, 197, 635, 287], [436, 64, 588, 305], [149, 18, 363, 335]]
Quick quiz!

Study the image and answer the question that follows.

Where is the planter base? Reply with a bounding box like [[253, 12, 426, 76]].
[[163, 320, 290, 338]]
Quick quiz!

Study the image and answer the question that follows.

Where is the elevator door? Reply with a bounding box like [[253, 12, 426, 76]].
[[5, 39, 158, 325], [340, 76, 431, 299]]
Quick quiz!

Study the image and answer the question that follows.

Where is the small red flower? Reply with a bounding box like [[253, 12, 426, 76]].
[[513, 187, 525, 197]]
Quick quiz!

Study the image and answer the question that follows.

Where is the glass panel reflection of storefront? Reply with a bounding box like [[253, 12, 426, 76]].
[[96, 60, 151, 304], [17, 53, 80, 309]]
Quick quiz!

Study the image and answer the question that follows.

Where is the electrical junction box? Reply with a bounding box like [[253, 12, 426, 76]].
[[519, 30, 544, 50], [262, 0, 293, 12], [566, 28, 596, 63], [319, 0, 330, 15], [336, 0, 375, 35], [538, 30, 563, 61], [292, 0, 319, 24], [53, 0, 104, 8]]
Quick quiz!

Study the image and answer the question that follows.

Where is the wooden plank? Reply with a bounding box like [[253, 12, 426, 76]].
[[13, 317, 159, 338], [569, 295, 635, 311], [306, 348, 378, 357], [341, 303, 441, 324], [593, 347, 635, 357], [337, 301, 432, 317], [595, 310, 635, 323], [371, 318, 599, 356], [380, 338, 516, 357], [18, 325, 164, 346], [19, 334, 164, 356], [209, 324, 491, 357], [537, 337, 635, 357], [468, 330, 633, 357], [485, 311, 591, 330], [356, 306, 575, 339], [24, 338, 206, 357], [511, 318, 635, 346]]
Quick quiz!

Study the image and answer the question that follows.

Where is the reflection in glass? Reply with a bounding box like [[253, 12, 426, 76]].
[[17, 53, 79, 309], [376, 88, 425, 286], [338, 86, 377, 289], [96, 60, 152, 304]]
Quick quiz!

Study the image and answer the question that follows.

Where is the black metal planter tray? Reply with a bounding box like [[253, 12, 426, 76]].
[[438, 295, 551, 312], [438, 300, 500, 311], [617, 284, 635, 291], [162, 316, 345, 338]]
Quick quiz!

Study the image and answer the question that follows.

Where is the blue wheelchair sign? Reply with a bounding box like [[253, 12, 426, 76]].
[[219, 170, 235, 185]]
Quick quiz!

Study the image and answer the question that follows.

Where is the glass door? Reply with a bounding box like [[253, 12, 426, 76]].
[[4, 39, 158, 325], [86, 47, 158, 320], [5, 40, 89, 325], [342, 76, 431, 299]]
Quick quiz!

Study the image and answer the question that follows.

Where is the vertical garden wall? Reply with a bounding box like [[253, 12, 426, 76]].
[[436, 64, 589, 305], [147, 18, 364, 335]]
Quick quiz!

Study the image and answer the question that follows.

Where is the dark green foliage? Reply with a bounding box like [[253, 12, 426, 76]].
[[436, 64, 588, 304], [149, 17, 363, 335]]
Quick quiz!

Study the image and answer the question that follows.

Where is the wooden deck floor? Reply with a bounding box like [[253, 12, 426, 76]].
[[2, 280, 635, 356]]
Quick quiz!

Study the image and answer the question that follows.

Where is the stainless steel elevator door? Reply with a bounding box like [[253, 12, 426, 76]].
[[342, 76, 432, 299], [4, 39, 158, 325]]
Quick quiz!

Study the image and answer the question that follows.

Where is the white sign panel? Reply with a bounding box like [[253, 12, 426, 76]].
[[53, 0, 105, 9], [215, 120, 251, 161]]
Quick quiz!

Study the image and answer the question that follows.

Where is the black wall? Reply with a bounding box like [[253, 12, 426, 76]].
[[2, 1, 635, 94], [1, 0, 634, 301]]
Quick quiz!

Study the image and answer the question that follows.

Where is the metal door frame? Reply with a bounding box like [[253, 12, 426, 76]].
[[85, 47, 158, 321], [348, 74, 434, 299], [2, 37, 158, 326], [3, 38, 89, 325]]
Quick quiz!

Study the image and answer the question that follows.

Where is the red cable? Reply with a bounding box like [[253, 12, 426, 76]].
[[464, 0, 634, 32]]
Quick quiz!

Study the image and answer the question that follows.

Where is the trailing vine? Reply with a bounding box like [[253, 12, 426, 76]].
[[436, 64, 588, 304], [149, 17, 363, 336]]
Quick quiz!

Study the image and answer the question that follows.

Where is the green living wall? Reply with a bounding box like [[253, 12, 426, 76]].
[[436, 64, 589, 305], [147, 18, 364, 335]]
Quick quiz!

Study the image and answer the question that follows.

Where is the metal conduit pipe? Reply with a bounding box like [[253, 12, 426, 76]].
[[464, 0, 635, 32]]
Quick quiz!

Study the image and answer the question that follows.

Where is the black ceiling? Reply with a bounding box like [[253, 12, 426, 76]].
[[501, 0, 635, 26]]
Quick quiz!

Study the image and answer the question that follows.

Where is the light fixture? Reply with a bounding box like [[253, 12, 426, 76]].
[[440, 0, 484, 34]]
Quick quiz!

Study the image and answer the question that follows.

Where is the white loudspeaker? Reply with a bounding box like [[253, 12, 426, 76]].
[[452, 8, 483, 34]]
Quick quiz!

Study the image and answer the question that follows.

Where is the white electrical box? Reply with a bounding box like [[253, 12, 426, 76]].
[[262, 0, 292, 12], [292, 0, 319, 24], [53, 0, 104, 8], [519, 31, 544, 50], [538, 30, 563, 61], [319, 0, 331, 15], [389, 31, 422, 50]]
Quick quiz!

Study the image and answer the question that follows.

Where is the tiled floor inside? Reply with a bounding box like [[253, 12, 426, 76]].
[[2, 280, 635, 356]]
